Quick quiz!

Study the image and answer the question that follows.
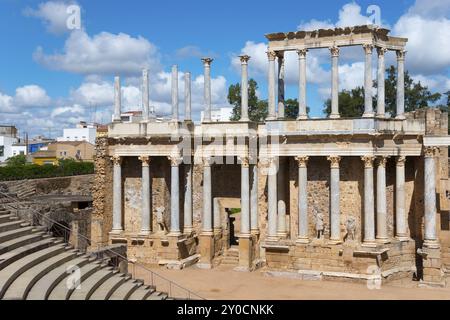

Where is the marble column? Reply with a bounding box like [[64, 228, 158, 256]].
[[240, 55, 250, 122], [113, 76, 122, 122], [363, 45, 374, 117], [277, 157, 287, 238], [376, 156, 389, 242], [362, 156, 376, 246], [171, 65, 179, 121], [267, 158, 278, 241], [424, 147, 439, 247], [111, 155, 123, 233], [183, 163, 193, 234], [201, 58, 213, 122], [142, 69, 149, 121], [202, 157, 213, 234], [213, 197, 221, 232], [329, 47, 340, 119], [169, 156, 181, 235], [184, 72, 192, 121], [327, 156, 341, 243], [376, 47, 387, 118], [395, 156, 409, 240], [396, 50, 406, 119], [296, 156, 309, 243], [277, 52, 285, 119], [139, 156, 151, 234], [240, 157, 250, 236], [267, 51, 277, 120], [297, 49, 308, 120], [250, 163, 259, 234]]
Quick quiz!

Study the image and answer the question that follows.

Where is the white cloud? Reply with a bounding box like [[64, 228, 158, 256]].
[[71, 80, 114, 106], [408, 0, 450, 19], [34, 30, 161, 76], [24, 1, 78, 35], [14, 85, 51, 107], [0, 92, 15, 113]]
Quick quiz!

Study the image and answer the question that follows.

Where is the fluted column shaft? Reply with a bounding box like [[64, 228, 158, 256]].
[[328, 156, 341, 243], [171, 65, 179, 121], [113, 76, 121, 122], [424, 147, 439, 247], [202, 58, 213, 122], [140, 156, 151, 234], [376, 156, 388, 242], [277, 53, 285, 119], [184, 163, 193, 234], [202, 158, 213, 234], [362, 156, 376, 245], [330, 47, 340, 118], [297, 49, 308, 120], [112, 156, 123, 232], [396, 50, 406, 119], [240, 157, 250, 236], [277, 157, 287, 237], [396, 156, 408, 240], [142, 69, 149, 121], [267, 51, 277, 120], [250, 163, 259, 233], [240, 55, 250, 121], [296, 156, 309, 243], [376, 48, 387, 117], [184, 72, 192, 121], [169, 156, 181, 235], [267, 158, 278, 241], [363, 45, 374, 117]]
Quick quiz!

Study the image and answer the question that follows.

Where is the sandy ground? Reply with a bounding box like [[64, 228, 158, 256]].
[[137, 265, 450, 300]]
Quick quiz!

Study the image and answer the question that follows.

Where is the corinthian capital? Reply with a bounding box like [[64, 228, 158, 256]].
[[201, 57, 214, 66], [296, 49, 308, 58], [361, 155, 375, 168], [239, 156, 250, 168], [168, 155, 182, 167], [138, 156, 150, 167], [266, 50, 277, 61], [376, 47, 387, 56], [396, 50, 406, 61], [424, 146, 438, 158], [396, 156, 406, 166], [327, 156, 341, 168], [363, 44, 374, 54], [329, 46, 340, 57], [239, 55, 250, 64], [111, 155, 122, 166], [295, 156, 309, 168], [377, 156, 389, 168]]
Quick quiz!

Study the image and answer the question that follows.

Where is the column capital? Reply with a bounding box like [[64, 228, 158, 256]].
[[329, 46, 340, 57], [138, 156, 150, 166], [239, 156, 250, 168], [424, 146, 438, 158], [377, 156, 389, 168], [396, 50, 407, 61], [363, 44, 374, 54], [296, 49, 308, 58], [168, 155, 182, 167], [295, 156, 309, 168], [376, 47, 388, 56], [111, 155, 122, 166], [239, 55, 250, 64], [396, 156, 406, 166], [203, 156, 213, 167], [361, 155, 375, 168], [327, 155, 341, 168], [266, 50, 277, 61], [201, 57, 214, 66]]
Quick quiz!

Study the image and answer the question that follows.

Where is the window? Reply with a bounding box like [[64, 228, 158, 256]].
[[19, 151, 24, 155], [0, 146, 4, 157]]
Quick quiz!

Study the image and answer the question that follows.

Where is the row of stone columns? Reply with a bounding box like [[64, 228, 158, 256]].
[[266, 46, 407, 120], [263, 152, 438, 244]]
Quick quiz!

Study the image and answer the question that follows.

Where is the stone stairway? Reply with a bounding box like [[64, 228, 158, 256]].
[[0, 206, 168, 300], [10, 180, 36, 199], [220, 247, 239, 267]]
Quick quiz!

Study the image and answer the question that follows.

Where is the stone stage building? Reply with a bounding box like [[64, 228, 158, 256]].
[[91, 25, 450, 286]]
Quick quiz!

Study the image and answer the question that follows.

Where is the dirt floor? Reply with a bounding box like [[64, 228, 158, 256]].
[[142, 265, 450, 300]]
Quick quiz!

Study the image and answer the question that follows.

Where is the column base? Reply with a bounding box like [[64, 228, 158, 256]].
[[266, 235, 279, 242], [138, 230, 151, 237], [295, 237, 309, 244], [375, 114, 385, 119], [183, 227, 194, 236], [424, 239, 440, 249], [376, 237, 391, 244], [362, 112, 375, 118], [266, 116, 276, 121], [329, 114, 340, 119], [250, 229, 260, 236], [109, 229, 123, 235], [361, 240, 377, 248], [276, 231, 288, 239], [395, 114, 406, 120], [296, 115, 308, 120], [240, 118, 250, 122], [168, 231, 182, 237], [395, 235, 410, 242]]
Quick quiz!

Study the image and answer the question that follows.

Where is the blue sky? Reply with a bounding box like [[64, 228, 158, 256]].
[[0, 0, 449, 137]]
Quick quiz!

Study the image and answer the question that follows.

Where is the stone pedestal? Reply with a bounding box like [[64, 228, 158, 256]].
[[198, 233, 214, 268], [237, 235, 253, 271], [421, 246, 444, 286]]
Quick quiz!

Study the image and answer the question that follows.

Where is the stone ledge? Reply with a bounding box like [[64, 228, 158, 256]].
[[158, 254, 200, 270]]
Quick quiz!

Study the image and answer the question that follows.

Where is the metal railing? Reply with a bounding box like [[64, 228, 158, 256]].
[[0, 190, 204, 300]]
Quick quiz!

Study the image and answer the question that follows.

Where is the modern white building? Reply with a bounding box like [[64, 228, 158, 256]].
[[111, 111, 143, 123], [11, 143, 27, 157], [0, 125, 18, 163], [57, 121, 97, 145], [200, 107, 233, 122]]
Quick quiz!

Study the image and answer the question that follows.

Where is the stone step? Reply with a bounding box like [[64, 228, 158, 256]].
[[0, 232, 47, 255], [224, 249, 239, 257], [0, 214, 16, 224], [89, 274, 130, 300], [47, 261, 106, 300], [68, 268, 116, 300], [127, 286, 155, 300], [0, 238, 59, 271], [0, 210, 11, 215], [0, 227, 37, 244], [2, 250, 80, 300], [0, 243, 66, 298], [0, 221, 26, 233], [26, 255, 91, 300], [146, 291, 168, 300], [108, 280, 143, 300]]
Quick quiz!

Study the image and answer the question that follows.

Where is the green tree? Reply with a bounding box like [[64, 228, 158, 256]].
[[229, 79, 264, 122], [323, 87, 365, 117], [6, 154, 27, 167]]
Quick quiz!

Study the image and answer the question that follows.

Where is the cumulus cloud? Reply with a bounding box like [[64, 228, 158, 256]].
[[24, 1, 79, 35], [33, 30, 161, 76], [14, 85, 51, 107], [408, 0, 450, 19]]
